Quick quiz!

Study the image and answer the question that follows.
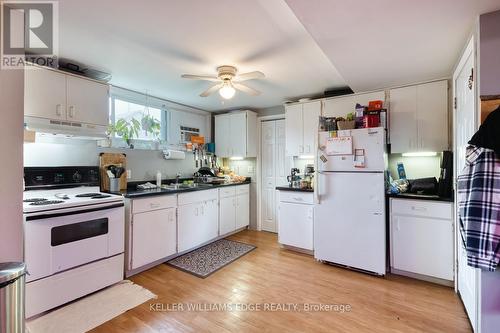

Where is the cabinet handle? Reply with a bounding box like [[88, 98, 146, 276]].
[[68, 106, 75, 118], [307, 145, 311, 153], [150, 203, 160, 209], [201, 204, 204, 216], [420, 138, 424, 148], [195, 207, 199, 216], [293, 197, 303, 201], [299, 145, 304, 153], [56, 104, 62, 116], [411, 206, 426, 212]]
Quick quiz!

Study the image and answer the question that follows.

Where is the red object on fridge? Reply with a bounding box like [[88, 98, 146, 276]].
[[363, 112, 380, 128], [368, 100, 383, 111]]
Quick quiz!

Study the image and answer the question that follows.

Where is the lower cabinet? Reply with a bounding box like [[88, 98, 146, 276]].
[[131, 207, 177, 270], [277, 191, 314, 251], [390, 198, 454, 282], [219, 185, 250, 236], [178, 198, 218, 252]]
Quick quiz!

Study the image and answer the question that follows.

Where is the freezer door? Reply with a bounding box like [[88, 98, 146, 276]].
[[319, 127, 386, 172], [314, 172, 386, 275]]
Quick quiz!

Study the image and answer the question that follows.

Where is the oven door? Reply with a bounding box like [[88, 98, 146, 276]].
[[24, 203, 125, 282]]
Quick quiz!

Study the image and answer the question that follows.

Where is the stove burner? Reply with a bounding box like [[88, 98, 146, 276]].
[[29, 200, 65, 206], [90, 194, 112, 199], [75, 193, 102, 198], [23, 198, 48, 203]]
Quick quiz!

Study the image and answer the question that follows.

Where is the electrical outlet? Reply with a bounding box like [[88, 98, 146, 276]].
[[126, 169, 131, 179], [247, 166, 255, 174]]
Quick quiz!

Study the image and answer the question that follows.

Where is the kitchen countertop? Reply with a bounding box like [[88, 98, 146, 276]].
[[109, 179, 251, 198], [275, 186, 314, 193], [387, 192, 454, 202]]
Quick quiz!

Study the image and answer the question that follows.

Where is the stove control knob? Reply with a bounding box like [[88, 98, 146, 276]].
[[73, 171, 82, 182]]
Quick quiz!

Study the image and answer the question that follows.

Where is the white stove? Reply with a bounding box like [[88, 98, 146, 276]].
[[23, 166, 125, 318], [23, 186, 123, 214]]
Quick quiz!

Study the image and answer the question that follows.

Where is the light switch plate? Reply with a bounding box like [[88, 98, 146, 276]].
[[126, 170, 131, 179]]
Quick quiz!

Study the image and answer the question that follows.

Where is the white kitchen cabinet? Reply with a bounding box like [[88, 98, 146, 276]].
[[285, 100, 321, 157], [218, 185, 250, 235], [214, 111, 257, 158], [131, 207, 176, 270], [24, 66, 109, 127], [25, 67, 67, 121], [390, 198, 454, 282], [66, 75, 109, 126], [178, 190, 219, 252], [277, 191, 314, 251], [389, 80, 448, 153]]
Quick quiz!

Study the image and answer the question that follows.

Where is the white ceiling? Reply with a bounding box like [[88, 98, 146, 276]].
[[285, 0, 500, 92], [57, 0, 347, 111]]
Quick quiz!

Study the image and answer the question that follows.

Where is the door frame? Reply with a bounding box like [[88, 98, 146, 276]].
[[452, 34, 480, 330], [257, 114, 285, 231]]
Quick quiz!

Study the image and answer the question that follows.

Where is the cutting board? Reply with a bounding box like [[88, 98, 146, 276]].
[[99, 152, 127, 191]]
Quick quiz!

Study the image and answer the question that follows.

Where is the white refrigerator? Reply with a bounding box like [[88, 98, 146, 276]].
[[314, 127, 386, 275]]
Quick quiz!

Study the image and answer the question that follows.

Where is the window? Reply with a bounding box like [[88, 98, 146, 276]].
[[109, 95, 168, 143]]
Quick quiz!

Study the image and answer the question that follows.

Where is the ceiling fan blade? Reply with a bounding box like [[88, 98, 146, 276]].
[[234, 71, 265, 82], [233, 82, 261, 96], [200, 83, 223, 97], [181, 74, 220, 82]]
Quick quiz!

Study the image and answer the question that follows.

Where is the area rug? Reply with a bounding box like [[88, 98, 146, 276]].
[[26, 280, 156, 333], [167, 239, 256, 278]]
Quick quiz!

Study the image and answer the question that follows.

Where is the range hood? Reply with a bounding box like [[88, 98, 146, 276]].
[[24, 116, 107, 139]]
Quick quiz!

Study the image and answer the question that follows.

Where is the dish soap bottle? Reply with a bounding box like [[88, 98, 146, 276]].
[[156, 171, 162, 188]]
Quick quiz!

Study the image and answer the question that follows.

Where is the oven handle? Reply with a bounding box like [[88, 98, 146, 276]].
[[25, 203, 124, 221]]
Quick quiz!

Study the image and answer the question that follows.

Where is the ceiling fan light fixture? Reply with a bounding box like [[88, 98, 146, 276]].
[[219, 82, 236, 99]]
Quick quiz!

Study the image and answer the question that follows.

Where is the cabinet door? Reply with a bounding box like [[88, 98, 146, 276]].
[[235, 193, 250, 229], [389, 85, 418, 153], [131, 208, 176, 269], [220, 196, 236, 235], [278, 202, 313, 250], [215, 114, 230, 157], [201, 199, 219, 242], [25, 67, 66, 120], [391, 214, 453, 280], [285, 104, 303, 156], [229, 113, 247, 157], [302, 101, 321, 155], [178, 203, 200, 252], [66, 75, 109, 126], [416, 80, 448, 151]]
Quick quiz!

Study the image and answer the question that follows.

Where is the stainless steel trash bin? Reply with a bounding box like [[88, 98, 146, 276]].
[[0, 262, 26, 333]]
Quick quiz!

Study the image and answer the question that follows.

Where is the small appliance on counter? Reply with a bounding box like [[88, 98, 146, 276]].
[[194, 167, 225, 185], [438, 151, 453, 198]]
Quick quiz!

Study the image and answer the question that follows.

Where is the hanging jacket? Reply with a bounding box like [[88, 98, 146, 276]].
[[458, 145, 500, 271]]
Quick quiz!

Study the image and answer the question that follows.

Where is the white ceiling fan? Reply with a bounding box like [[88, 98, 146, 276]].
[[181, 65, 265, 99]]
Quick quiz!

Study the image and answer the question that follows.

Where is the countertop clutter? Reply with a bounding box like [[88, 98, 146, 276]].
[[111, 178, 251, 198]]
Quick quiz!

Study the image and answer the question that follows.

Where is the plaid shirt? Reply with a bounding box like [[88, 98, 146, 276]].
[[458, 146, 500, 271]]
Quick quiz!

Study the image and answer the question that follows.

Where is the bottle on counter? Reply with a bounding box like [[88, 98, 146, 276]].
[[156, 171, 162, 188]]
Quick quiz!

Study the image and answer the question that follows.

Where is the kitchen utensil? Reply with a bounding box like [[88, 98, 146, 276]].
[[99, 153, 127, 191], [114, 167, 125, 178], [106, 170, 115, 179]]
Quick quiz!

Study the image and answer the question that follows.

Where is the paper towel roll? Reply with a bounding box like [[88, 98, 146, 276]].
[[163, 149, 186, 160]]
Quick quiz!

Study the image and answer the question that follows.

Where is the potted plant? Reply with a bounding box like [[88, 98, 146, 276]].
[[107, 118, 141, 148]]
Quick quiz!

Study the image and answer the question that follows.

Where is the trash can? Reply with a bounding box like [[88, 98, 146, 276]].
[[0, 262, 26, 333]]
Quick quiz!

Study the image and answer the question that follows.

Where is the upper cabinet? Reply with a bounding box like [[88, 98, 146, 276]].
[[389, 80, 448, 153], [215, 110, 257, 158], [285, 100, 321, 156], [25, 66, 109, 127]]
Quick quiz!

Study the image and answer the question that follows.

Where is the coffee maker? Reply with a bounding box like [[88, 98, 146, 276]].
[[437, 151, 453, 198]]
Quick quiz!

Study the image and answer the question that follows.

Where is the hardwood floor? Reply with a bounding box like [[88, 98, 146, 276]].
[[91, 230, 471, 333]]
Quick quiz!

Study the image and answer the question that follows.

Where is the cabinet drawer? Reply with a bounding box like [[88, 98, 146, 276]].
[[219, 186, 236, 198], [391, 199, 452, 220], [178, 189, 218, 206], [235, 184, 250, 195], [132, 195, 177, 214], [278, 191, 313, 205]]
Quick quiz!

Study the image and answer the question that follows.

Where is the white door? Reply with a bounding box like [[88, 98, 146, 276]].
[[230, 113, 247, 157], [131, 208, 176, 269], [219, 196, 236, 235], [66, 75, 109, 126], [278, 202, 313, 250], [261, 120, 291, 232], [235, 193, 250, 229], [24, 67, 67, 120], [454, 39, 478, 329], [417, 80, 449, 151], [215, 114, 230, 157], [319, 127, 386, 172], [389, 85, 418, 153], [285, 104, 303, 156], [302, 101, 321, 155], [315, 172, 386, 275], [177, 203, 201, 252]]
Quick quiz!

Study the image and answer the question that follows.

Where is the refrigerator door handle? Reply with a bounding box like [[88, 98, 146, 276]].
[[315, 171, 326, 204]]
